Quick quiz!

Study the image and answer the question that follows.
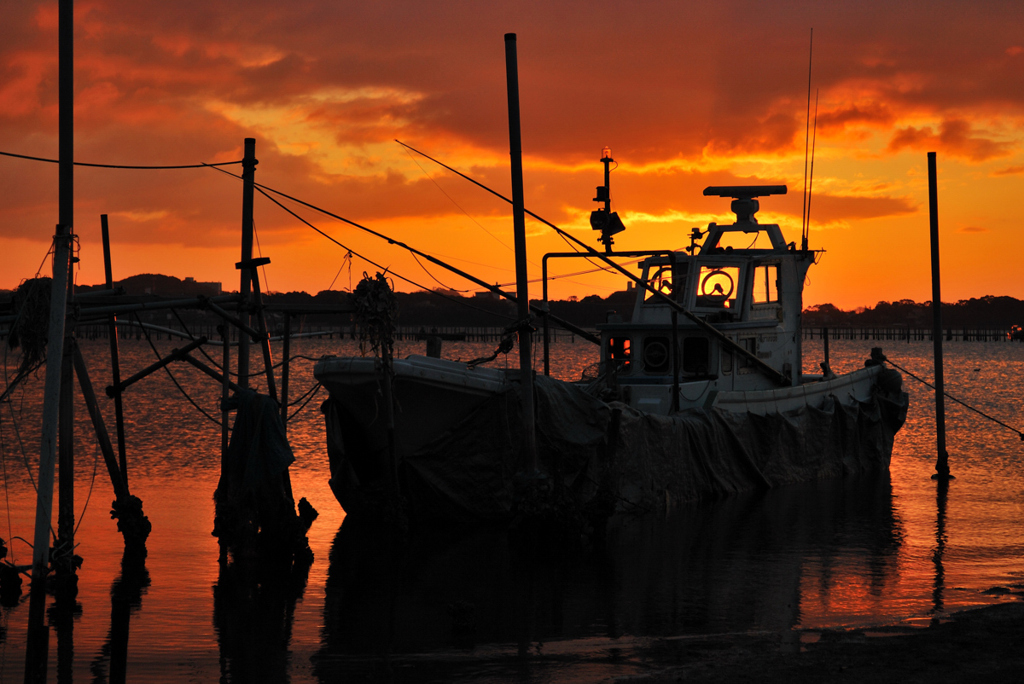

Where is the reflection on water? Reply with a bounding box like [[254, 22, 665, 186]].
[[313, 474, 900, 681], [90, 550, 150, 684], [933, 478, 949, 615], [0, 337, 1021, 681]]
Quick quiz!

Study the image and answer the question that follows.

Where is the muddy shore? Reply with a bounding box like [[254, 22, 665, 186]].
[[629, 599, 1024, 684]]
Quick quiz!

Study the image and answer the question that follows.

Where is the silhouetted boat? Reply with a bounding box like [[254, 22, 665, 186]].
[[1010, 324, 1024, 341], [316, 175, 909, 524]]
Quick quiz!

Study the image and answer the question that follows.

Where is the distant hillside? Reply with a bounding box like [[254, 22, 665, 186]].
[[77, 273, 221, 297], [804, 296, 1024, 329]]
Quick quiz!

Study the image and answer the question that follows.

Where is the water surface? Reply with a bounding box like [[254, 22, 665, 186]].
[[0, 335, 1021, 681]]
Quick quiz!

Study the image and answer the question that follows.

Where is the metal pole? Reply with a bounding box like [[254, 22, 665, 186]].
[[238, 138, 257, 390], [928, 152, 951, 480], [102, 215, 129, 486], [504, 33, 537, 473], [542, 255, 550, 376]]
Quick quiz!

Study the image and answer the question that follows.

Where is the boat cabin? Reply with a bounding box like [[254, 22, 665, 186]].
[[597, 186, 816, 413]]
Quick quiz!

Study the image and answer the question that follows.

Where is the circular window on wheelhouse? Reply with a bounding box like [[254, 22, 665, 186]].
[[643, 336, 671, 373]]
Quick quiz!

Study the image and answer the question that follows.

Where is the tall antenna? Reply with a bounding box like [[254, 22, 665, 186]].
[[801, 28, 814, 251], [806, 89, 819, 246]]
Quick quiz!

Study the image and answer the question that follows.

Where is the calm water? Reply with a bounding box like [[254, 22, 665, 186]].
[[1, 334, 1022, 682]]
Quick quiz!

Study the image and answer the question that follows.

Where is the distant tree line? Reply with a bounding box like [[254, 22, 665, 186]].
[[804, 296, 1024, 329], [7, 274, 1021, 331]]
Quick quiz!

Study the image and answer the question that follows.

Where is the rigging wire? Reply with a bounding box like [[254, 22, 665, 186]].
[[400, 145, 515, 254], [396, 139, 623, 280], [287, 384, 323, 422], [236, 178, 516, 321], [885, 356, 1024, 440], [253, 217, 271, 295], [411, 252, 470, 292], [133, 312, 223, 427], [71, 428, 101, 538], [0, 149, 242, 170]]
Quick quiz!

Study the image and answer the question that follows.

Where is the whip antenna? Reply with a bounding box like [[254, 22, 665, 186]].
[[801, 28, 813, 251]]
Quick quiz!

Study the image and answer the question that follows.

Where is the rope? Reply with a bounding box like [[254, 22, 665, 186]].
[[886, 357, 1024, 441], [287, 383, 323, 422], [134, 312, 223, 427], [0, 149, 242, 169]]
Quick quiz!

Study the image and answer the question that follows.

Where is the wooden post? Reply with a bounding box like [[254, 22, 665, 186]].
[[219, 324, 230, 459], [504, 33, 538, 473], [101, 215, 130, 486], [928, 152, 951, 480], [72, 341, 128, 502], [30, 231, 72, 572], [281, 314, 291, 429], [237, 138, 257, 391]]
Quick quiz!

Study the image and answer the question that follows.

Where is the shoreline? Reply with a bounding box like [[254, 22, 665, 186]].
[[629, 597, 1024, 683]]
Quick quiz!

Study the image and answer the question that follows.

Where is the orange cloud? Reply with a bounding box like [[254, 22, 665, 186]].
[[887, 119, 1013, 161]]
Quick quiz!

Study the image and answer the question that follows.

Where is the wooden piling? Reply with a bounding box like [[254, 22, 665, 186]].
[[102, 215, 130, 486], [928, 152, 951, 480], [504, 33, 538, 473]]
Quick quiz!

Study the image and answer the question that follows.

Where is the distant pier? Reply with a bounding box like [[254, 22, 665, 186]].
[[803, 326, 1016, 342]]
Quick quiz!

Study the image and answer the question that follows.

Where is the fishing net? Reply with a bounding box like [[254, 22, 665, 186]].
[[6, 277, 52, 375], [352, 272, 397, 361]]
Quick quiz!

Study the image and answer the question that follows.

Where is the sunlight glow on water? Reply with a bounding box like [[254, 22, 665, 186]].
[[0, 335, 1022, 681]]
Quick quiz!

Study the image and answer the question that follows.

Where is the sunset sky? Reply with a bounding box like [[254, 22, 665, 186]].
[[2, 1, 1023, 309]]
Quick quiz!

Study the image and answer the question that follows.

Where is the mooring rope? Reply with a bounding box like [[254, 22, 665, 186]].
[[886, 357, 1024, 441]]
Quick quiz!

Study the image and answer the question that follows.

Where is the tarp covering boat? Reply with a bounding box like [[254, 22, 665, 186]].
[[322, 372, 908, 524]]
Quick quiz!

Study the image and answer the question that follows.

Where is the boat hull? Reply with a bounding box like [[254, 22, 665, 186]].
[[316, 355, 908, 523]]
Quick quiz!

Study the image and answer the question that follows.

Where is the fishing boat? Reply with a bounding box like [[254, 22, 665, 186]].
[[315, 166, 909, 524]]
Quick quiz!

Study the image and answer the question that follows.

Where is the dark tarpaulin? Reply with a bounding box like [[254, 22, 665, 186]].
[[325, 375, 908, 523]]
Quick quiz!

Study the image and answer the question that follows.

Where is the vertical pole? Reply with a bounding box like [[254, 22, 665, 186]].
[[928, 152, 951, 480], [219, 325, 230, 459], [281, 314, 291, 430], [504, 33, 538, 473], [238, 138, 257, 391], [670, 310, 680, 413], [54, 0, 76, 585], [823, 326, 830, 372], [57, 335, 74, 554], [542, 256, 550, 376], [102, 215, 129, 486], [26, 228, 71, 683]]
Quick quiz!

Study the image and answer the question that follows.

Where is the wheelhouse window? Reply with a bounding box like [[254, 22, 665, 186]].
[[752, 264, 779, 304], [607, 336, 631, 372], [695, 266, 740, 309], [644, 262, 690, 302]]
